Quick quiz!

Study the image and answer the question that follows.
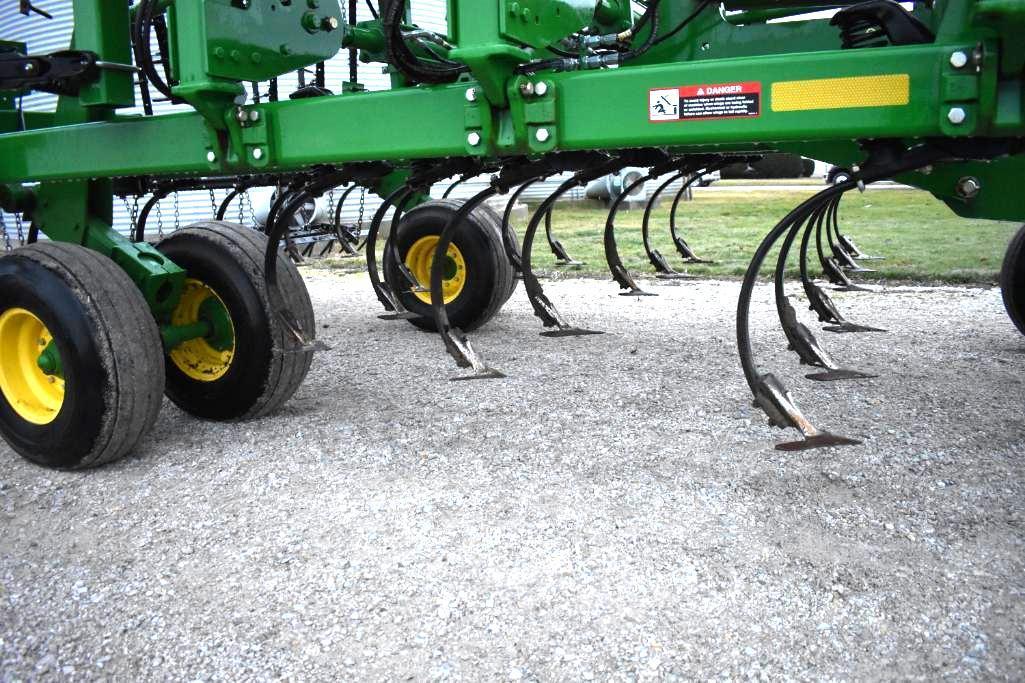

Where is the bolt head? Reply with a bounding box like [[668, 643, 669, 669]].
[[519, 82, 535, 97], [467, 132, 481, 147], [950, 51, 969, 69], [535, 128, 551, 143], [465, 88, 477, 102], [248, 110, 260, 122], [534, 81, 549, 97], [252, 147, 264, 160], [948, 107, 967, 125], [322, 16, 339, 31], [206, 151, 217, 163], [956, 176, 981, 199]]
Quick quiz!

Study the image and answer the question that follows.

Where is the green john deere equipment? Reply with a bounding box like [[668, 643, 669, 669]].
[[1, 0, 1023, 467]]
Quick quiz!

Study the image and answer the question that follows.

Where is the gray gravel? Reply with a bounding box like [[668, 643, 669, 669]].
[[2, 270, 1024, 681]]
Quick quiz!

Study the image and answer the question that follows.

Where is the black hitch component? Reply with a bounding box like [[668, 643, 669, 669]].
[[0, 50, 135, 97]]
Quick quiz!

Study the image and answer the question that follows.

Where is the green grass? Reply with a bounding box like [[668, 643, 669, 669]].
[[311, 188, 1020, 285], [537, 188, 1018, 284]]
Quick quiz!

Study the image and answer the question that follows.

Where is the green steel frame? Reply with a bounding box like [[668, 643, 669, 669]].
[[1, 0, 1024, 326]]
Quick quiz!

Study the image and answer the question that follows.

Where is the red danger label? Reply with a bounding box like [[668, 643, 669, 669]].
[[649, 82, 762, 122]]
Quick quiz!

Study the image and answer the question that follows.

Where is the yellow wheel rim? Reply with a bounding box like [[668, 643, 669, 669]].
[[404, 235, 467, 305], [0, 308, 65, 425], [169, 279, 236, 382]]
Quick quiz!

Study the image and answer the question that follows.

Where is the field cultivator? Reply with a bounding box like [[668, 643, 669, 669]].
[[1, 0, 1024, 468]]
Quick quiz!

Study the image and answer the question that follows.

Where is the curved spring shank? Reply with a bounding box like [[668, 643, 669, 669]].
[[798, 199, 886, 333], [134, 189, 169, 242], [331, 184, 362, 254], [429, 185, 504, 374], [736, 182, 861, 448], [442, 175, 470, 199], [771, 198, 875, 380], [736, 147, 942, 447], [814, 198, 860, 288], [501, 179, 540, 273], [215, 187, 243, 221], [365, 186, 420, 313], [263, 172, 347, 347], [641, 171, 687, 273], [827, 201, 873, 271], [668, 173, 710, 262], [543, 204, 582, 266], [799, 198, 844, 324], [520, 177, 595, 328], [603, 172, 655, 295]]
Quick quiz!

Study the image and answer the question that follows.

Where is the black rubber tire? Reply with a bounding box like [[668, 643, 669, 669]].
[[1000, 223, 1025, 336], [0, 243, 165, 470], [383, 199, 515, 332], [156, 221, 315, 420]]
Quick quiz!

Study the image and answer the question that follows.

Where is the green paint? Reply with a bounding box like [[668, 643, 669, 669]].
[[36, 340, 63, 378], [0, 0, 1022, 324]]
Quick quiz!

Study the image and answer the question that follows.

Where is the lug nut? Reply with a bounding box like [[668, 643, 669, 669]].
[[950, 51, 968, 69], [467, 132, 481, 146], [535, 128, 551, 143], [948, 107, 967, 125]]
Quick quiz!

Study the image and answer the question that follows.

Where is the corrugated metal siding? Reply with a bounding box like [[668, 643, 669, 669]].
[[0, 2, 652, 245]]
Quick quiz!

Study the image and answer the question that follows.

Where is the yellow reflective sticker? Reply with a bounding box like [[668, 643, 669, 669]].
[[771, 74, 910, 112]]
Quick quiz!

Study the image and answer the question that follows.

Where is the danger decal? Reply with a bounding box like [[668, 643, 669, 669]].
[[649, 82, 761, 123]]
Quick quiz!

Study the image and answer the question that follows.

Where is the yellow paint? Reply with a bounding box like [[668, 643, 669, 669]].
[[404, 236, 467, 305], [771, 74, 910, 112], [0, 308, 64, 425], [169, 279, 235, 382]]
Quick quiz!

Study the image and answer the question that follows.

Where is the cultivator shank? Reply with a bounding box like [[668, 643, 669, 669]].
[[1, 0, 1024, 467]]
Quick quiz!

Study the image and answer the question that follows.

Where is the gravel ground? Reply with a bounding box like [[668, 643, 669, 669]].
[[2, 270, 1024, 681]]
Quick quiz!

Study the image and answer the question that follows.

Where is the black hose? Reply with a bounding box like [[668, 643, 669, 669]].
[[652, 0, 714, 47], [381, 0, 466, 84]]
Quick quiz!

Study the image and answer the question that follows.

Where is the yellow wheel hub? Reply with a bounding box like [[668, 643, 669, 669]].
[[0, 308, 64, 425], [405, 235, 467, 305], [169, 279, 236, 382]]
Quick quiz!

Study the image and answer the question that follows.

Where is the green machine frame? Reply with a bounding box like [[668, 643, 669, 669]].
[[1, 0, 1024, 349]]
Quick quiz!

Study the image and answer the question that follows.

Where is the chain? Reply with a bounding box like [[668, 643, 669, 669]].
[[247, 192, 256, 224], [328, 188, 336, 217], [155, 200, 164, 238], [1, 213, 11, 252], [173, 192, 180, 232], [209, 189, 218, 217], [239, 191, 246, 225], [357, 187, 366, 232], [122, 196, 140, 236], [14, 214, 24, 245]]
